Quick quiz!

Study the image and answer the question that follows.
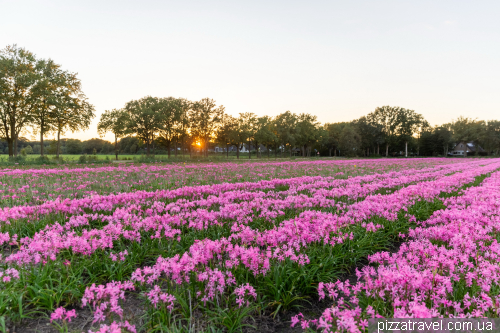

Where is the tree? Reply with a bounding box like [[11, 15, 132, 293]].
[[338, 124, 361, 156], [324, 122, 349, 156], [119, 136, 142, 154], [174, 98, 191, 158], [97, 108, 128, 160], [49, 69, 95, 159], [189, 98, 223, 157], [0, 45, 39, 156], [395, 109, 427, 157], [124, 96, 162, 156], [352, 116, 383, 156], [230, 114, 249, 159], [66, 138, 83, 154], [274, 111, 297, 157], [216, 113, 238, 158], [434, 126, 453, 156], [156, 97, 182, 159], [30, 58, 62, 157], [238, 112, 257, 159], [367, 106, 400, 157], [82, 138, 111, 154], [254, 116, 276, 158], [47, 140, 62, 155], [295, 113, 320, 157], [482, 120, 500, 155], [24, 144, 33, 154]]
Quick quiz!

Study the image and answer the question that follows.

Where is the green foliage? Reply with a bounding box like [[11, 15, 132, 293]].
[[338, 123, 361, 157], [82, 138, 113, 154], [189, 98, 224, 157], [24, 145, 33, 154], [78, 154, 99, 163], [65, 138, 83, 154], [0, 45, 39, 157], [0, 44, 95, 158], [124, 96, 164, 156], [47, 140, 61, 155], [274, 111, 297, 157]]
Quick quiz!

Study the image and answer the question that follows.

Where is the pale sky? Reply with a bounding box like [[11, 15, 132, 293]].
[[2, 0, 499, 141]]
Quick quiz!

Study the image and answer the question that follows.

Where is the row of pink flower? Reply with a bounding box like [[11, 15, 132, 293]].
[[2, 160, 488, 268], [0, 158, 456, 177], [0, 159, 479, 225], [295, 168, 500, 332], [0, 158, 460, 206]]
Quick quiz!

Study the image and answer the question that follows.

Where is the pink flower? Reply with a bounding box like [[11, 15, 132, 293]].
[[50, 307, 77, 323]]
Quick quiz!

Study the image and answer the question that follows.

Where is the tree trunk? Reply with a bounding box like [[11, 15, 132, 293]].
[[385, 144, 389, 157], [56, 130, 61, 159], [334, 148, 336, 157], [377, 144, 380, 155], [115, 135, 118, 160], [205, 136, 209, 158], [174, 139, 178, 158], [289, 146, 292, 158], [274, 145, 278, 158], [14, 137, 18, 156], [226, 143, 229, 159], [248, 139, 251, 159], [236, 145, 240, 159], [329, 148, 332, 157], [9, 118, 15, 157], [7, 139, 13, 157], [267, 145, 270, 158], [167, 141, 171, 158], [40, 128, 44, 157], [180, 137, 184, 158], [405, 141, 408, 157]]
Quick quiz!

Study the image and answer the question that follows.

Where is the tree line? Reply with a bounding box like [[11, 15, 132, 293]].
[[0, 137, 117, 156], [0, 45, 94, 158], [99, 98, 500, 159], [2, 44, 499, 160]]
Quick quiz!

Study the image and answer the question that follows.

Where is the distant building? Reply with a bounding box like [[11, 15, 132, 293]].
[[213, 144, 269, 153], [213, 145, 249, 153], [449, 142, 485, 156]]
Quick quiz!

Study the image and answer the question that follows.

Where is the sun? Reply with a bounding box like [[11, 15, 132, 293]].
[[196, 141, 201, 146]]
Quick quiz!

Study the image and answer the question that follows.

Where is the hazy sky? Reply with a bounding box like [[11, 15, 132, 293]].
[[2, 0, 499, 141]]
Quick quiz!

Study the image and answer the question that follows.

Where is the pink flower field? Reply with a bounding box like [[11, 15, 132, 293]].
[[1, 158, 499, 332]]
